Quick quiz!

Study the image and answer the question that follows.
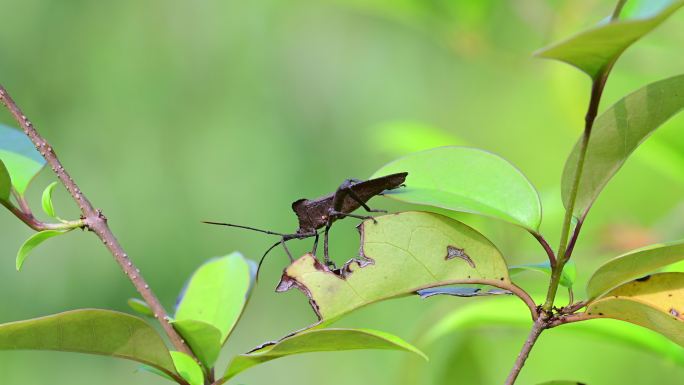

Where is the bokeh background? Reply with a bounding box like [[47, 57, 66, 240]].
[[1, 0, 684, 384]]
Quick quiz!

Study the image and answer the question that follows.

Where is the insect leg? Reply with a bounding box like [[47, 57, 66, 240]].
[[311, 232, 320, 255], [330, 210, 377, 224], [280, 237, 294, 262], [343, 187, 387, 213], [323, 223, 335, 268]]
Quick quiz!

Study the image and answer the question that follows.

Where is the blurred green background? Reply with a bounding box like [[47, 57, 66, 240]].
[[1, 0, 684, 384]]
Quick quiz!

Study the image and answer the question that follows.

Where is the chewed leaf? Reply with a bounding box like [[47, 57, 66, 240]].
[[535, 1, 684, 79], [587, 273, 684, 347], [0, 309, 178, 379], [417, 286, 511, 298], [41, 181, 59, 218], [0, 159, 10, 201], [16, 229, 70, 271], [175, 252, 255, 344], [171, 351, 204, 385], [562, 75, 684, 219], [127, 298, 154, 318], [223, 328, 426, 381], [371, 147, 542, 230], [510, 261, 576, 288], [172, 319, 222, 369], [587, 240, 684, 300], [0, 124, 46, 195], [277, 211, 511, 323]]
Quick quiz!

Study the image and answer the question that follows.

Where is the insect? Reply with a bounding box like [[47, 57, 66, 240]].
[[204, 172, 408, 274]]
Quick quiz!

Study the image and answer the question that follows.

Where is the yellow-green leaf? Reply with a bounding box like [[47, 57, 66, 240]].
[[371, 147, 542, 230], [171, 351, 204, 385], [277, 211, 511, 323], [223, 328, 426, 382], [175, 252, 255, 344], [16, 229, 70, 271], [587, 240, 684, 300], [172, 319, 222, 369], [127, 298, 154, 317], [41, 181, 59, 218], [0, 159, 10, 201], [562, 74, 684, 219], [510, 261, 576, 288], [587, 273, 684, 347], [421, 297, 684, 367], [0, 124, 46, 196], [535, 1, 684, 80], [0, 309, 178, 379]]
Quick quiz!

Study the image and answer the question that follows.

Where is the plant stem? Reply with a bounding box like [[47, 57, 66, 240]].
[[0, 85, 195, 358], [504, 315, 547, 385], [542, 74, 608, 313], [0, 198, 83, 231], [530, 231, 556, 267]]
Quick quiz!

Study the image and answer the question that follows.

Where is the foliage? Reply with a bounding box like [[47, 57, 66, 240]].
[[2, 1, 684, 385]]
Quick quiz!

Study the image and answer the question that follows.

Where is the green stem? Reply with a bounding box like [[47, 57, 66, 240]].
[[542, 74, 608, 312]]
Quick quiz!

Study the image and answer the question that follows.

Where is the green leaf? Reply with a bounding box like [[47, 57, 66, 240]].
[[171, 351, 204, 385], [0, 159, 10, 201], [223, 328, 426, 381], [587, 240, 684, 300], [562, 74, 684, 219], [0, 309, 178, 379], [277, 211, 511, 323], [137, 364, 176, 382], [421, 297, 684, 367], [0, 124, 46, 195], [371, 147, 541, 230], [41, 181, 59, 218], [587, 273, 684, 347], [535, 1, 684, 80], [127, 298, 154, 317], [510, 261, 576, 288], [172, 319, 222, 369], [16, 229, 70, 271], [175, 252, 255, 344]]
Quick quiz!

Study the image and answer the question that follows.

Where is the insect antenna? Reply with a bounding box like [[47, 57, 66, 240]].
[[202, 221, 286, 236], [256, 239, 285, 281]]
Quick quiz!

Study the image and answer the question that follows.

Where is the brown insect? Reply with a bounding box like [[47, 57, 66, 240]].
[[204, 172, 408, 274]]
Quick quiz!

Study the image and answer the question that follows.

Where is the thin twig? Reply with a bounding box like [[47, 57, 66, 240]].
[[0, 198, 82, 231], [547, 312, 591, 328], [530, 231, 556, 267], [0, 85, 195, 358], [504, 315, 547, 385], [564, 218, 584, 259]]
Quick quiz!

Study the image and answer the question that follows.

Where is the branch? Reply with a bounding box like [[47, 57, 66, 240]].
[[1, 195, 83, 231], [0, 85, 195, 358], [504, 315, 547, 385]]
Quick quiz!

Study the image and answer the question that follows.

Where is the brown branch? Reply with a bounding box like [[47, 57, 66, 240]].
[[504, 315, 547, 385], [0, 85, 195, 358], [547, 311, 592, 328], [1, 197, 83, 231]]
